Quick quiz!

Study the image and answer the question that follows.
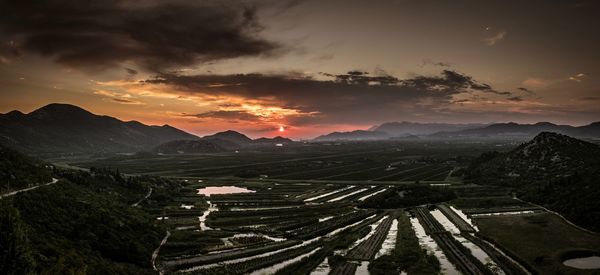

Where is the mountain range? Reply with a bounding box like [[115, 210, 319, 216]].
[[314, 130, 391, 141], [314, 121, 600, 141], [0, 103, 198, 155], [3, 103, 599, 155], [431, 121, 600, 139], [0, 104, 298, 156], [155, 131, 295, 154], [372, 121, 486, 136]]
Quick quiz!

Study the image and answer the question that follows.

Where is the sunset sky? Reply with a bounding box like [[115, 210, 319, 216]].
[[1, 0, 599, 138]]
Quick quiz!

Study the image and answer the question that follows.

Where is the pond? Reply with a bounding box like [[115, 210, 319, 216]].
[[563, 256, 600, 269], [197, 186, 255, 196]]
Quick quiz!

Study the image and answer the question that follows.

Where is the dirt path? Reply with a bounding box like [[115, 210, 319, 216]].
[[0, 178, 58, 199], [152, 230, 171, 275], [131, 187, 153, 207]]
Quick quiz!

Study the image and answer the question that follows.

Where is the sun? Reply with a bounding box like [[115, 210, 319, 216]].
[[279, 126, 285, 132]]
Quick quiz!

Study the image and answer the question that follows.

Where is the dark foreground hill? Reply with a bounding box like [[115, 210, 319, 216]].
[[0, 103, 198, 155], [466, 132, 600, 231], [0, 144, 52, 193], [0, 145, 179, 274]]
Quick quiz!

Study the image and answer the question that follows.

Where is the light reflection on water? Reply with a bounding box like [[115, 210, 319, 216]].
[[563, 256, 600, 269], [197, 186, 255, 196]]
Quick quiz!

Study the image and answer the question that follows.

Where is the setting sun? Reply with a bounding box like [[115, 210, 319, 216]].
[[279, 126, 285, 132]]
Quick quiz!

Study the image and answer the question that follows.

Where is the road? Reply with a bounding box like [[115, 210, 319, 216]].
[[152, 230, 171, 275], [131, 187, 153, 207], [0, 178, 59, 199]]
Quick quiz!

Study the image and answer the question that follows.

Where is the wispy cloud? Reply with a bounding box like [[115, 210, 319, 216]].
[[94, 90, 145, 105], [483, 31, 507, 46], [568, 73, 587, 82], [522, 77, 550, 88]]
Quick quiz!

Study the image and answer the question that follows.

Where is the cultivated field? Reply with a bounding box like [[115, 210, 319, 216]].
[[81, 141, 600, 274]]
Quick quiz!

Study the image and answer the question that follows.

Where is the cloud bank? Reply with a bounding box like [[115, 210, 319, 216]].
[[0, 0, 278, 71]]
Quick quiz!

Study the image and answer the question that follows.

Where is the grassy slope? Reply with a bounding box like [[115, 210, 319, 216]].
[[475, 212, 600, 275]]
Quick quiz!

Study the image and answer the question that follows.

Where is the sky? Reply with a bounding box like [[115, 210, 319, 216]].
[[0, 0, 599, 138]]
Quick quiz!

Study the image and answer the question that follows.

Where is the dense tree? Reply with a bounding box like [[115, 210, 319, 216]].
[[0, 201, 36, 275]]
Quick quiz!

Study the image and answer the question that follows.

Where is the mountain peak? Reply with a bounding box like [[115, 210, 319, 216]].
[[30, 103, 94, 119], [202, 130, 252, 145], [531, 131, 574, 144]]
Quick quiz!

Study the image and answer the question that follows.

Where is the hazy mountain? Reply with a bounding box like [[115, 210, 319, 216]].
[[431, 122, 600, 139], [466, 132, 600, 231], [0, 144, 52, 192], [373, 121, 485, 136], [314, 130, 390, 141], [202, 130, 253, 146], [152, 133, 295, 154], [0, 103, 198, 155], [253, 136, 294, 144]]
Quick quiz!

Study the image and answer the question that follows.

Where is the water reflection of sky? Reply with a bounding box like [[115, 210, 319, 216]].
[[197, 186, 255, 196]]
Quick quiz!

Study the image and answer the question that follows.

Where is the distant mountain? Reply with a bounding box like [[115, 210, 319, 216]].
[[202, 130, 253, 146], [253, 136, 294, 144], [314, 130, 390, 141], [373, 121, 485, 136], [152, 132, 296, 154], [0, 144, 52, 192], [431, 122, 600, 139], [466, 132, 600, 231], [0, 103, 198, 155]]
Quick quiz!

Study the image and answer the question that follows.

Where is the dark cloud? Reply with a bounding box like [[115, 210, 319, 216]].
[[421, 59, 452, 68], [576, 96, 600, 101], [144, 69, 512, 125], [0, 40, 21, 63], [0, 0, 278, 71], [507, 96, 524, 101], [125, 68, 138, 76], [400, 70, 509, 95], [517, 87, 535, 95], [110, 98, 143, 105], [320, 70, 399, 85]]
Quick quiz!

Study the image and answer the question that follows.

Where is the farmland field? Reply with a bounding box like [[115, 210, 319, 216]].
[[74, 141, 497, 182], [70, 140, 600, 275]]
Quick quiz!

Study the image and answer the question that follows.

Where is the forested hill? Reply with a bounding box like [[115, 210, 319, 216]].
[[466, 132, 600, 231], [0, 163, 181, 274], [0, 144, 52, 193]]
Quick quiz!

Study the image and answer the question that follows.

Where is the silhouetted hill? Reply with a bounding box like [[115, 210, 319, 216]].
[[0, 144, 52, 192], [314, 130, 389, 141], [202, 130, 253, 146], [432, 122, 600, 139], [152, 134, 295, 154], [253, 136, 294, 144], [467, 132, 600, 231], [373, 121, 485, 136], [0, 103, 198, 155]]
